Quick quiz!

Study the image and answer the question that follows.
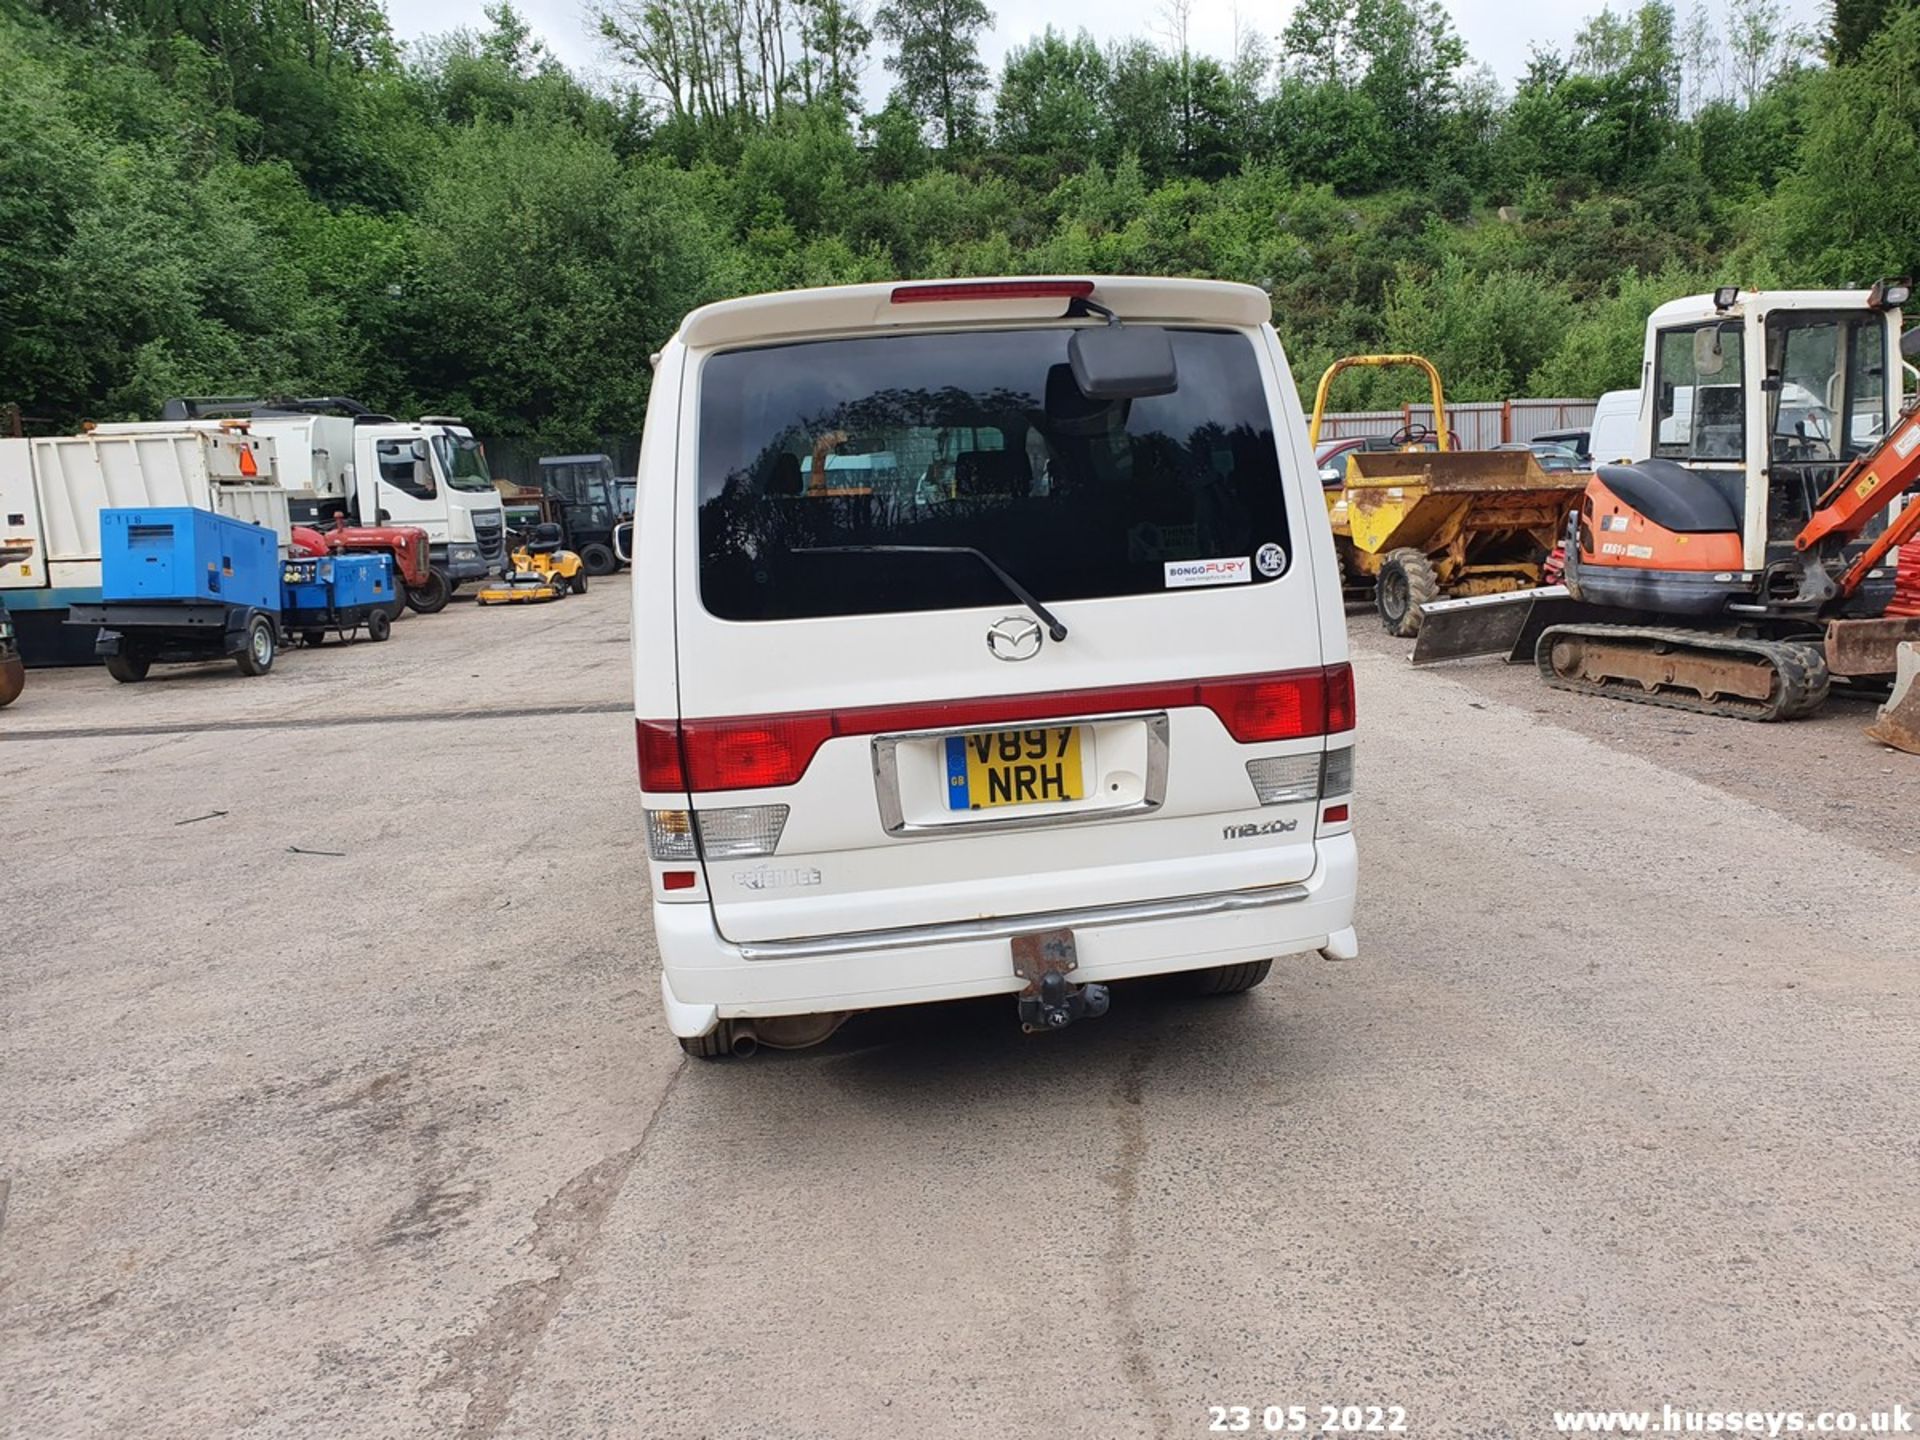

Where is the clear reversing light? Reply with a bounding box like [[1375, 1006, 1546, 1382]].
[[1245, 747, 1354, 806], [1246, 754, 1321, 805], [695, 805, 789, 859], [645, 808, 697, 860], [1321, 745, 1354, 796]]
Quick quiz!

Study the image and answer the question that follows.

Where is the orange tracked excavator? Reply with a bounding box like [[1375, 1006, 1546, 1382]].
[[1416, 283, 1920, 723]]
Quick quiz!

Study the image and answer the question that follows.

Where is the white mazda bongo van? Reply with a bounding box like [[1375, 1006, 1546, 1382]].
[[631, 277, 1357, 1056]]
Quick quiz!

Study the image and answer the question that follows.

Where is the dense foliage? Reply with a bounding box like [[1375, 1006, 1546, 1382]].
[[3, 0, 1916, 450]]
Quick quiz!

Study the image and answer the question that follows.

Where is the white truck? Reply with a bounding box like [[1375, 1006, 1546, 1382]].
[[1, 425, 290, 665], [97, 398, 508, 612]]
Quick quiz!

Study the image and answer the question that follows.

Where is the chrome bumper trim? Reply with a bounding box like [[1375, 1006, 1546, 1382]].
[[733, 882, 1312, 961]]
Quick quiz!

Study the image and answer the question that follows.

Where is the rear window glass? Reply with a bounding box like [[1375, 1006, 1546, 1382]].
[[695, 327, 1291, 622]]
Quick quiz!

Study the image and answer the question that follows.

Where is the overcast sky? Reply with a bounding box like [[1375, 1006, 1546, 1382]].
[[387, 0, 1829, 102]]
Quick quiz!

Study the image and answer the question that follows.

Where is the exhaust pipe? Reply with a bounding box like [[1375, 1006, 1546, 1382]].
[[727, 1022, 759, 1058]]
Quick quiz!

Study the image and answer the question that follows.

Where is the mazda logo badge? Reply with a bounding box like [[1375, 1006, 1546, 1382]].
[[985, 616, 1044, 662]]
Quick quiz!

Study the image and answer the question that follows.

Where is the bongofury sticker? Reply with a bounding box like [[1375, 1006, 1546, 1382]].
[[1165, 557, 1252, 588]]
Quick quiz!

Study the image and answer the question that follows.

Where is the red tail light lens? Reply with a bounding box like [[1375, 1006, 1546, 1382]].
[[636, 720, 686, 791], [681, 714, 834, 791], [1325, 662, 1355, 733], [890, 279, 1095, 305]]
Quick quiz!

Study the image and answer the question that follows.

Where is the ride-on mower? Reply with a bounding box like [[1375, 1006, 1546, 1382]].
[[476, 523, 588, 606]]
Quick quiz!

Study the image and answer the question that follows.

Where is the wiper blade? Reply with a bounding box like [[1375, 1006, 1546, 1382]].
[[795, 544, 1069, 641]]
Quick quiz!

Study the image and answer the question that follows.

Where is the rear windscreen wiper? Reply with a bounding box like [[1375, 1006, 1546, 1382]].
[[795, 544, 1070, 641]]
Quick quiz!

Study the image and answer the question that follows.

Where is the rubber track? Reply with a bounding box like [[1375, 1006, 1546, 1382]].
[[1534, 624, 1831, 722]]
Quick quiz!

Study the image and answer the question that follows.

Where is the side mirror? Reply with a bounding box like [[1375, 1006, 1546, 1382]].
[[1068, 324, 1177, 400]]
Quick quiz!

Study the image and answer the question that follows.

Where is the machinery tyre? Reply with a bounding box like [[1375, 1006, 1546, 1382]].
[[235, 616, 277, 677], [301, 629, 326, 649], [570, 569, 589, 595], [579, 543, 617, 577], [0, 653, 27, 706], [405, 568, 452, 615], [382, 577, 409, 622], [1376, 548, 1441, 637], [367, 609, 393, 643], [104, 651, 151, 684], [1188, 959, 1273, 996]]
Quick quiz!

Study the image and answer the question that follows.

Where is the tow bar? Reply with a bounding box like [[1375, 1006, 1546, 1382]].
[[1011, 929, 1110, 1033]]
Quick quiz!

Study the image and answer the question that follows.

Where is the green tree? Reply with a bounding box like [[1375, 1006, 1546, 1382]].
[[873, 0, 992, 149]]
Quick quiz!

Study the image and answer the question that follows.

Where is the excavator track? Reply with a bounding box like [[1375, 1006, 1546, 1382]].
[[1534, 624, 1832, 722]]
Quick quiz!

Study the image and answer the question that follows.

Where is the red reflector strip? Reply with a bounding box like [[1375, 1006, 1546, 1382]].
[[1322, 804, 1350, 824], [890, 279, 1096, 305], [660, 870, 698, 891], [636, 664, 1356, 794]]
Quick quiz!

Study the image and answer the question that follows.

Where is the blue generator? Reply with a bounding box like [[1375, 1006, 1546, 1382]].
[[280, 552, 397, 646], [70, 506, 285, 683], [101, 507, 279, 610]]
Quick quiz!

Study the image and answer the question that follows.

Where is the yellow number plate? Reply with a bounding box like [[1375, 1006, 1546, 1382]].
[[945, 727, 1085, 811]]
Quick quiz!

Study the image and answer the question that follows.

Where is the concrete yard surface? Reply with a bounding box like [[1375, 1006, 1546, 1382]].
[[3, 578, 1917, 1439]]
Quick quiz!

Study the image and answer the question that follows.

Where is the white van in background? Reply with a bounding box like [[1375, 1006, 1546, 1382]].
[[631, 277, 1358, 1057], [1588, 388, 1643, 464]]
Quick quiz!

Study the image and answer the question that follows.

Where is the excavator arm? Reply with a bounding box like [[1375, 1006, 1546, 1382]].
[[1796, 402, 1920, 597]]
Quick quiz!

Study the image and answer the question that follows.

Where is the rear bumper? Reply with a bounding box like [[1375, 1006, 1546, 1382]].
[[653, 835, 1358, 1037]]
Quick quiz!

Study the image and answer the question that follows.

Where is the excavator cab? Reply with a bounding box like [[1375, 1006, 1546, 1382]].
[[1415, 284, 1920, 723]]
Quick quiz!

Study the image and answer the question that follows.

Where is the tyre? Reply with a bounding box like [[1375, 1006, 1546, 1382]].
[[579, 543, 617, 577], [1376, 547, 1441, 637], [1187, 959, 1273, 996], [367, 609, 393, 643], [234, 615, 276, 677], [301, 629, 326, 649], [104, 651, 151, 684], [0, 653, 27, 706], [570, 569, 589, 595], [383, 577, 409, 621], [405, 567, 452, 615]]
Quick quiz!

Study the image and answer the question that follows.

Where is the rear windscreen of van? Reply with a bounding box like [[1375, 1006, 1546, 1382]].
[[696, 327, 1292, 622]]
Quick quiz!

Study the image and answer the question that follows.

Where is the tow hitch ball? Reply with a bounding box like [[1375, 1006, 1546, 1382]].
[[1012, 928, 1110, 1034]]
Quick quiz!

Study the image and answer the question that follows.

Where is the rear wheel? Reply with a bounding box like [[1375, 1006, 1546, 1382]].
[[105, 651, 151, 684], [301, 629, 326, 648], [570, 569, 589, 595], [405, 567, 451, 615], [367, 609, 393, 643], [1376, 548, 1441, 637], [1188, 959, 1273, 996], [579, 542, 616, 576], [234, 616, 276, 677]]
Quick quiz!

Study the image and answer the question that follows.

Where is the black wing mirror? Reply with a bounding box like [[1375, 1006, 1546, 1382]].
[[1068, 323, 1177, 400]]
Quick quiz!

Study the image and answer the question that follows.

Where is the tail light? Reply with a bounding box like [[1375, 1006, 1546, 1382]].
[[634, 664, 1357, 795]]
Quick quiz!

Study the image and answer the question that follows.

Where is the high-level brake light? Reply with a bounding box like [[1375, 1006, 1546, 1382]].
[[890, 280, 1096, 305], [636, 665, 1356, 794]]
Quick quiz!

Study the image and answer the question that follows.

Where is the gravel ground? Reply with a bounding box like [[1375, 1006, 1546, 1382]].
[[2, 583, 1915, 1440]]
